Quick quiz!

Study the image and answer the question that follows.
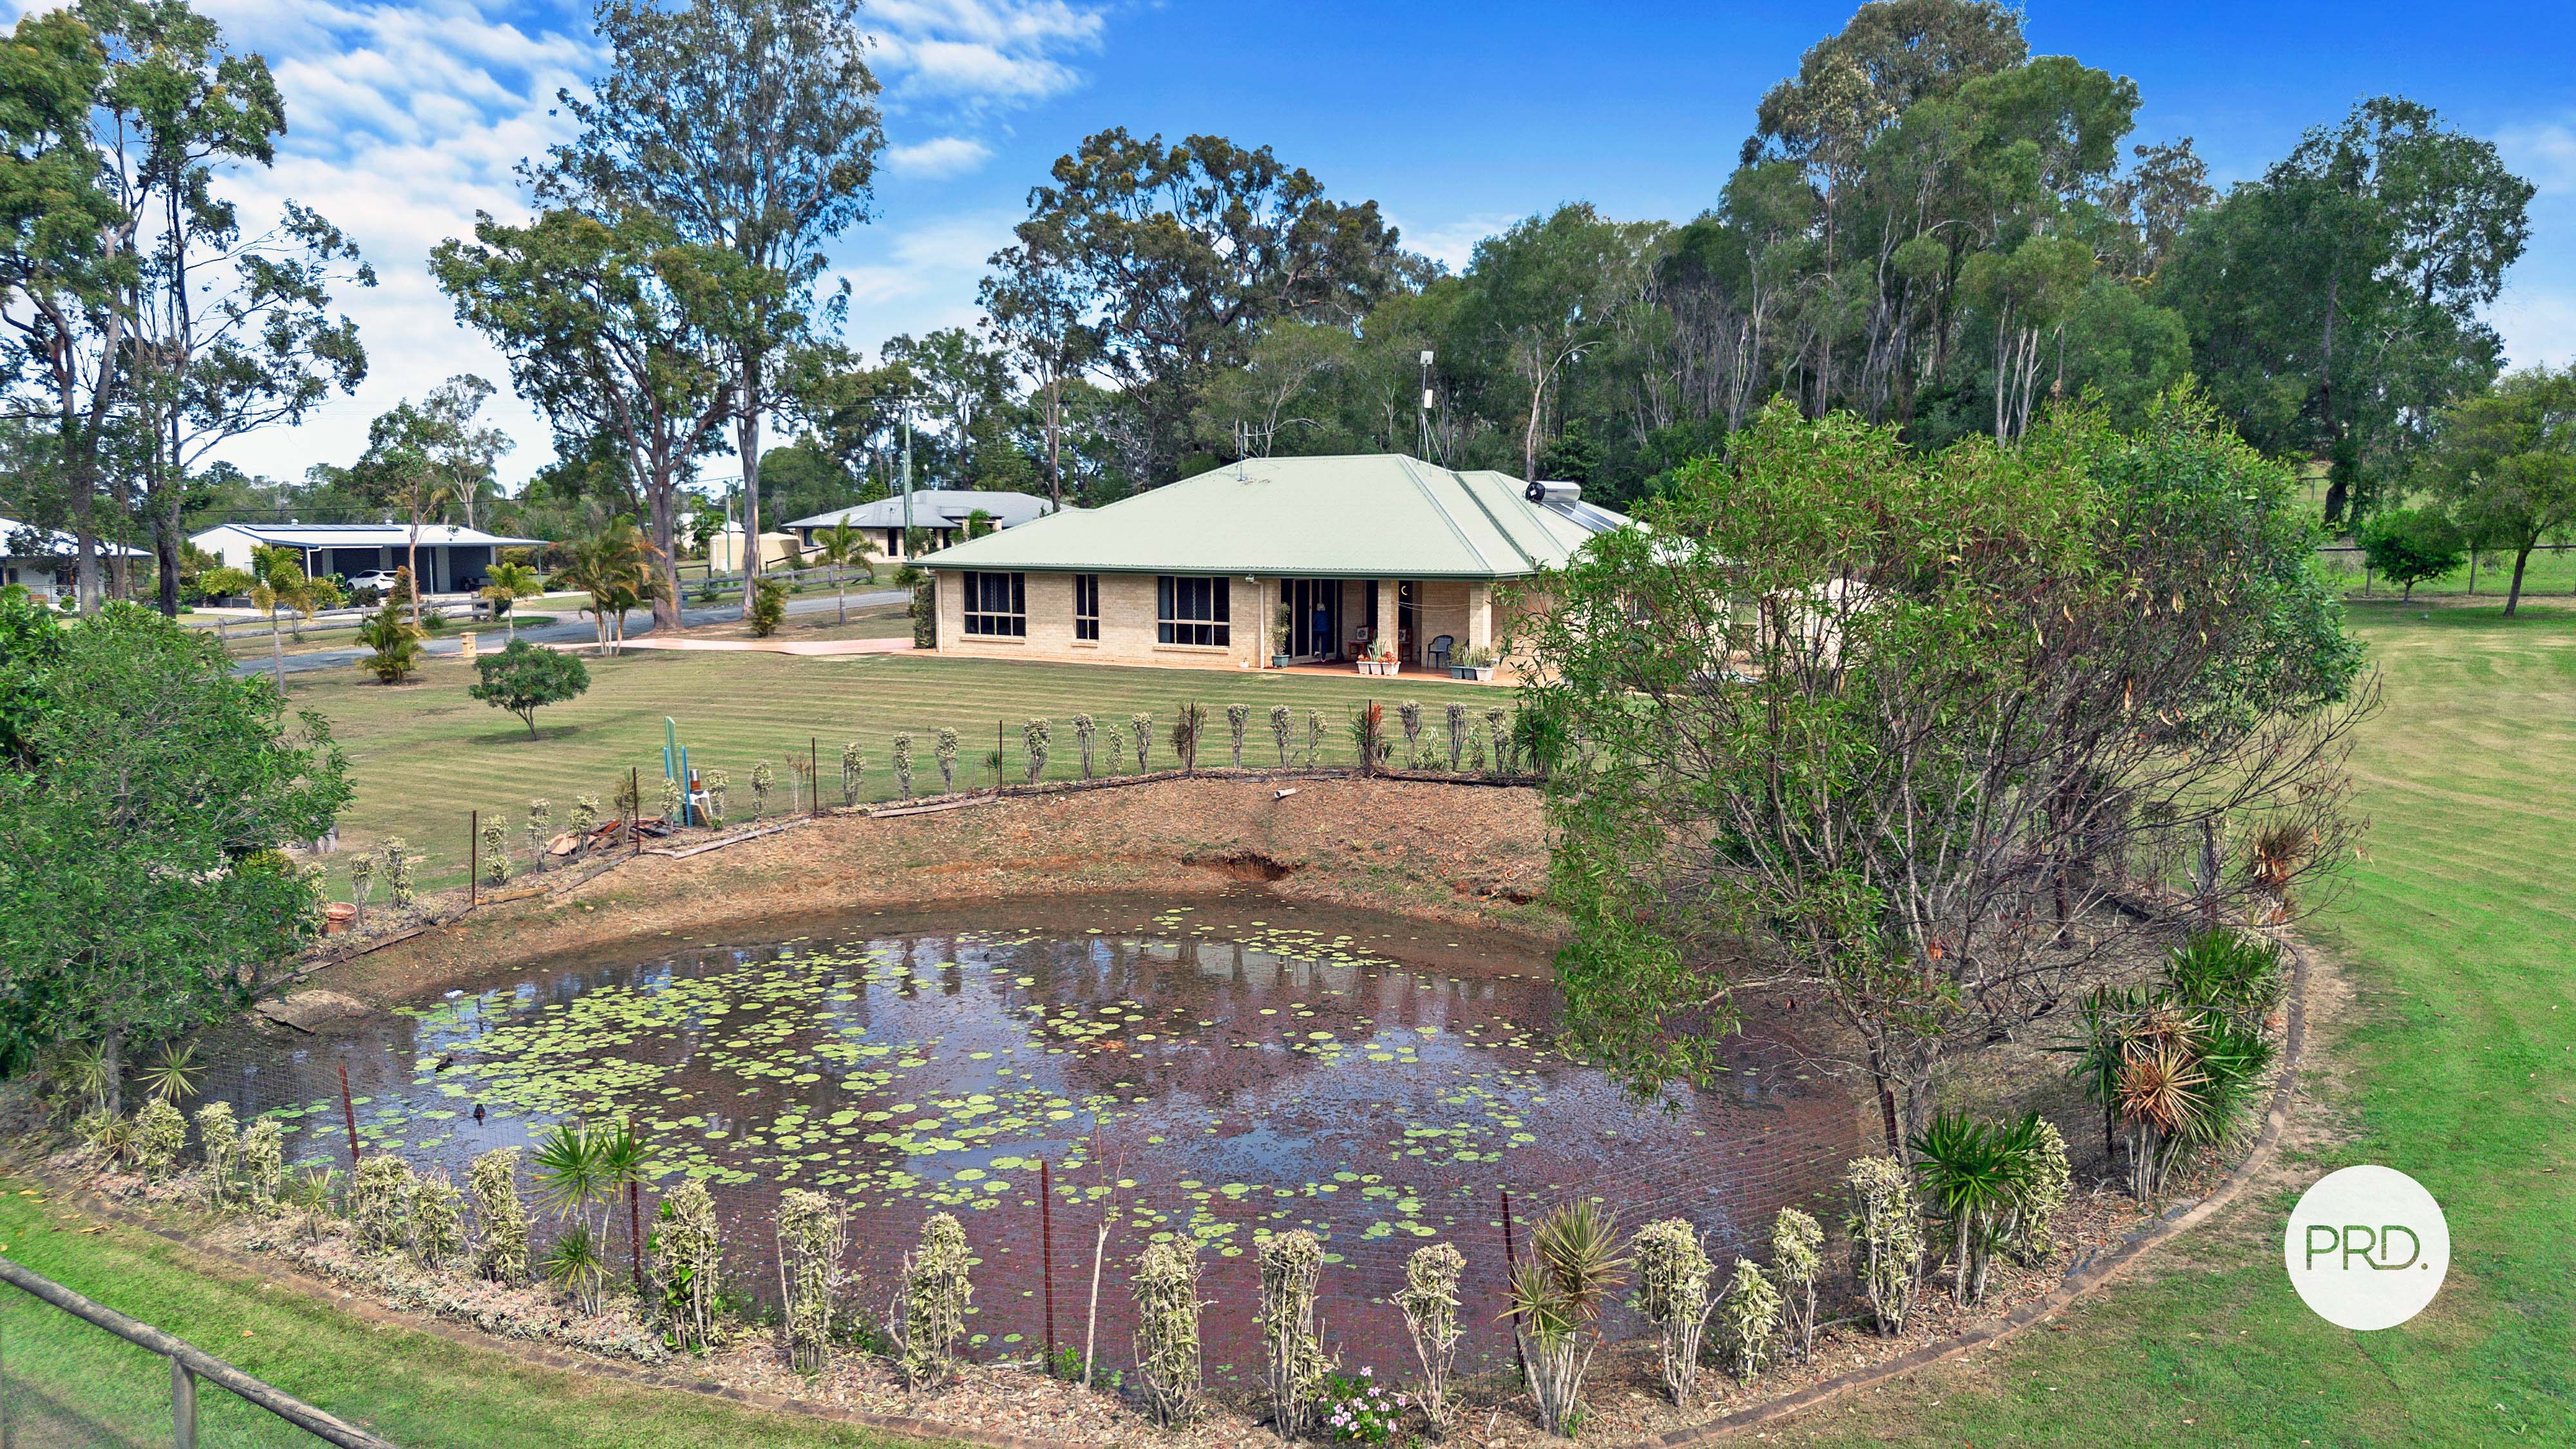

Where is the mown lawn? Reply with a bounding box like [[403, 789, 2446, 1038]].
[[1785, 601, 2576, 1445], [0, 1183, 935, 1448], [294, 647, 1497, 891]]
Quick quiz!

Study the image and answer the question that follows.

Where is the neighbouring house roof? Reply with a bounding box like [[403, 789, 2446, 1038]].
[[919, 455, 1631, 580], [1, 516, 149, 558], [190, 522, 543, 550], [786, 491, 1063, 533]]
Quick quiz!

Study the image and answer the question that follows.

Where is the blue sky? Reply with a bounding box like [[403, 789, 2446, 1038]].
[[28, 0, 2572, 486]]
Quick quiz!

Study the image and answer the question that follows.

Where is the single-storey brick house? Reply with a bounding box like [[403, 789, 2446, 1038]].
[[919, 454, 1627, 672], [785, 489, 1064, 563]]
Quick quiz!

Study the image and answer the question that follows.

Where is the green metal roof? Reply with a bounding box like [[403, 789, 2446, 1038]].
[[919, 453, 1627, 579]]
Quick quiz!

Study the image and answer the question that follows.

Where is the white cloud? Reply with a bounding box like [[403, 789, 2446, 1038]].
[[885, 135, 996, 179], [869, 0, 1104, 108], [2490, 116, 2576, 370], [1388, 210, 1525, 274]]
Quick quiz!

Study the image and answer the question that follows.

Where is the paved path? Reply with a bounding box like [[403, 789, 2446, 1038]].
[[237, 588, 907, 677], [616, 635, 913, 656]]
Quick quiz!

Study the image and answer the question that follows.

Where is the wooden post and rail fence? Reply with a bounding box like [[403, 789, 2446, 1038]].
[[0, 1253, 395, 1447]]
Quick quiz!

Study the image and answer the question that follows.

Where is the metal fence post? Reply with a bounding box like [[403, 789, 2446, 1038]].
[[171, 1358, 197, 1448], [468, 811, 478, 909]]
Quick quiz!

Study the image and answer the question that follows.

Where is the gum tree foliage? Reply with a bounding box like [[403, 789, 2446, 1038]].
[[2423, 364, 2576, 618], [547, 0, 884, 622], [0, 601, 347, 1102], [1516, 395, 2369, 1155], [2155, 97, 2531, 524]]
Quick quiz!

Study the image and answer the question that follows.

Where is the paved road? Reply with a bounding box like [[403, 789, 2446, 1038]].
[[237, 587, 909, 677]]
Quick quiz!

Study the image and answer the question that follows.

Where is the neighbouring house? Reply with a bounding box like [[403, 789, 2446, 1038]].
[[705, 524, 806, 574], [191, 522, 542, 594], [1, 517, 149, 605], [918, 455, 1629, 674], [785, 489, 1065, 564]]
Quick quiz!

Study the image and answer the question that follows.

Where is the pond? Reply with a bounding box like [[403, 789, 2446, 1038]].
[[201, 893, 1860, 1376]]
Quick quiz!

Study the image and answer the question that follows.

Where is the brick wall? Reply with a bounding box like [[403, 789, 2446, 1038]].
[[938, 570, 1267, 670]]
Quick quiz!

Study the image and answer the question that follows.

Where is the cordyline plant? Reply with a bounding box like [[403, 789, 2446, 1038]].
[[1258, 1230, 1333, 1434], [1629, 1218, 1715, 1408], [1132, 1236, 1203, 1426], [194, 1101, 238, 1204], [778, 1189, 847, 1373], [1506, 1198, 1625, 1435], [1396, 1241, 1464, 1434], [1910, 1110, 2062, 1304], [1517, 394, 2373, 1157], [1072, 714, 1097, 777], [896, 1213, 973, 1387], [238, 1119, 284, 1206], [1770, 1208, 1823, 1363], [1347, 701, 1388, 773], [1227, 704, 1249, 768]]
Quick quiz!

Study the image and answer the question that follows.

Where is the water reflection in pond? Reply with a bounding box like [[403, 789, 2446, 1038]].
[[204, 894, 1859, 1374]]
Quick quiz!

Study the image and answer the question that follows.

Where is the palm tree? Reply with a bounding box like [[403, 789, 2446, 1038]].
[[811, 519, 876, 623], [249, 546, 334, 693], [479, 558, 544, 641], [353, 600, 426, 683], [557, 519, 662, 656]]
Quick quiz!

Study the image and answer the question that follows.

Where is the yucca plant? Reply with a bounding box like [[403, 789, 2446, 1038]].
[[530, 1122, 613, 1240], [1908, 1110, 2036, 1305], [1508, 1199, 1625, 1435], [543, 1221, 612, 1314], [136, 1042, 204, 1105], [2164, 929, 2287, 1028], [288, 1165, 341, 1242]]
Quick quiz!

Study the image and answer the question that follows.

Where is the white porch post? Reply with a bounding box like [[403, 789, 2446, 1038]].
[[1466, 582, 1493, 658], [1374, 579, 1399, 659]]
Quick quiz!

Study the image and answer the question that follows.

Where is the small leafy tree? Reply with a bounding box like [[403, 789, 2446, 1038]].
[[2358, 507, 2464, 599], [896, 1213, 973, 1387], [348, 853, 377, 930], [1397, 701, 1424, 768], [129, 1097, 187, 1179], [1304, 708, 1326, 767], [1845, 1156, 1924, 1336], [1269, 705, 1292, 765], [412, 1168, 466, 1267], [1133, 1236, 1204, 1426], [1630, 1218, 1715, 1408], [1443, 703, 1466, 771], [480, 819, 509, 885], [839, 741, 866, 806], [656, 1177, 721, 1352], [526, 799, 552, 871], [239, 1119, 284, 1206], [1071, 714, 1097, 777], [1226, 704, 1249, 768], [1770, 1208, 1823, 1363], [383, 838, 415, 909], [1712, 1258, 1782, 1381], [469, 640, 591, 739], [194, 1101, 240, 1204], [1396, 1242, 1464, 1434], [892, 733, 914, 797], [777, 1188, 848, 1372], [352, 1154, 415, 1254], [1257, 1229, 1333, 1434], [1130, 712, 1153, 772], [933, 729, 958, 791], [1022, 718, 1051, 784], [470, 1147, 531, 1284], [748, 574, 788, 636]]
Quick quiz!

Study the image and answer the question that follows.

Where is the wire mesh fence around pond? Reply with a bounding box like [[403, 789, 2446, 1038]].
[[196, 896, 1859, 1379]]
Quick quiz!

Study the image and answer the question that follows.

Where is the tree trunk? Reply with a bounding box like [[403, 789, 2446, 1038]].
[[100, 1030, 124, 1116], [270, 609, 287, 694], [154, 507, 183, 617], [648, 470, 685, 632], [629, 1180, 644, 1291], [407, 520, 424, 629], [737, 354, 763, 623], [2506, 542, 2533, 618]]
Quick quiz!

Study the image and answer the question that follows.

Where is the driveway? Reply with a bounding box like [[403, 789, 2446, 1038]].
[[238, 587, 909, 677]]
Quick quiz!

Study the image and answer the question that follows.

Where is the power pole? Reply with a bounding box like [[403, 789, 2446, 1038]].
[[1418, 350, 1436, 460], [900, 404, 915, 562]]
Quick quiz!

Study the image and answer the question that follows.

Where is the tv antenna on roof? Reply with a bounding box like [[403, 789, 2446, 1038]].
[[1417, 350, 1436, 460]]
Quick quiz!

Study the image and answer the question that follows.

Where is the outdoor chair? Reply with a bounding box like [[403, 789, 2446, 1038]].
[[1428, 634, 1454, 668]]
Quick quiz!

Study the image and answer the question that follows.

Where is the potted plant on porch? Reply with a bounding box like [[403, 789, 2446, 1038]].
[[1451, 645, 1496, 681], [1271, 603, 1293, 668], [1376, 639, 1401, 676]]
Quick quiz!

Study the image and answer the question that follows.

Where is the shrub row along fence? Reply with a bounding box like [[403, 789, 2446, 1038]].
[[319, 697, 1546, 897]]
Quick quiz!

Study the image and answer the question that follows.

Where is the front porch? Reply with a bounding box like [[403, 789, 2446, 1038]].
[[1267, 576, 1497, 672]]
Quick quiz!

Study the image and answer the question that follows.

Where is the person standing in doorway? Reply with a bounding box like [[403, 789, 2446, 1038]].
[[1311, 601, 1331, 659]]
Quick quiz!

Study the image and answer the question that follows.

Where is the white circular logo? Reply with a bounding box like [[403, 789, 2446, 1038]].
[[2283, 1164, 2450, 1331]]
